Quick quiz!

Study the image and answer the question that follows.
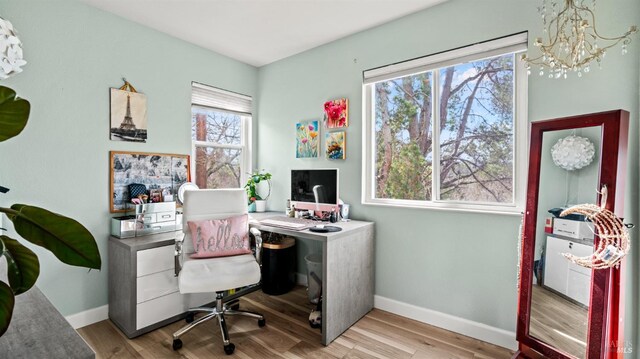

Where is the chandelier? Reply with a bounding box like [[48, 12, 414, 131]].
[[521, 0, 637, 79]]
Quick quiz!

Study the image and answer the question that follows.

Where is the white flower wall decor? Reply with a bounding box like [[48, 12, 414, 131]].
[[0, 17, 26, 80], [550, 135, 595, 171]]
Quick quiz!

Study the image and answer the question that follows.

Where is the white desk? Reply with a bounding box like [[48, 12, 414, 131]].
[[249, 212, 375, 345]]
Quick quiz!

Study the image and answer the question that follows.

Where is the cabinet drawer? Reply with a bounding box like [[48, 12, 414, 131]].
[[544, 236, 568, 294], [157, 211, 176, 222], [141, 213, 157, 223], [568, 270, 591, 307], [137, 245, 175, 277], [136, 221, 177, 237], [137, 269, 178, 304], [136, 291, 213, 330], [136, 292, 184, 329], [567, 242, 593, 276]]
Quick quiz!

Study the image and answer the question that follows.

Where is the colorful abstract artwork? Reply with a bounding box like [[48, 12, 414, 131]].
[[325, 131, 346, 160], [323, 98, 348, 129], [296, 120, 319, 158]]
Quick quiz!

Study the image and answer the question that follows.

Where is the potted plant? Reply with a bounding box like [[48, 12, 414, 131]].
[[244, 170, 271, 213], [0, 17, 101, 336]]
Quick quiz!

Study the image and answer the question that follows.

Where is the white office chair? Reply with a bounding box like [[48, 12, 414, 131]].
[[172, 188, 265, 355], [313, 184, 328, 203]]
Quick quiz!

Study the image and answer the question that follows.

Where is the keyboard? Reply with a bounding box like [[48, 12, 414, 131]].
[[259, 216, 315, 231]]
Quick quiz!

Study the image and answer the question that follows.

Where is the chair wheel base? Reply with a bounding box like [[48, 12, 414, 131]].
[[258, 318, 266, 327], [172, 339, 182, 351], [224, 343, 235, 355]]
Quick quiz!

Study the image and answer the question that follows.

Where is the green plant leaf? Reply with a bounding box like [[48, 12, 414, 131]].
[[0, 86, 30, 142], [8, 204, 101, 270], [0, 281, 15, 336], [1, 235, 40, 295]]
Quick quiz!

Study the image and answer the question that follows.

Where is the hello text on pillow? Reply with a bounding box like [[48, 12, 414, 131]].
[[187, 214, 252, 259]]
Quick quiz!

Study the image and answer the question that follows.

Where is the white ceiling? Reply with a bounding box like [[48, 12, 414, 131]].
[[80, 0, 447, 67]]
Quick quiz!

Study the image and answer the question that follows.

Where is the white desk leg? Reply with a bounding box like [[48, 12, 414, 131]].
[[322, 225, 374, 345]]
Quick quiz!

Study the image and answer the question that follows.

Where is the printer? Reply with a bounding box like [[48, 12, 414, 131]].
[[552, 218, 594, 241]]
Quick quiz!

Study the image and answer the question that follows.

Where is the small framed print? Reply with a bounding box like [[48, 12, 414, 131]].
[[110, 88, 148, 142], [325, 131, 346, 160], [296, 120, 320, 158], [323, 98, 348, 129]]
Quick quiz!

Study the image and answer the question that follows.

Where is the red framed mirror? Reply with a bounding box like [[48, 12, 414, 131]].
[[514, 110, 629, 359]]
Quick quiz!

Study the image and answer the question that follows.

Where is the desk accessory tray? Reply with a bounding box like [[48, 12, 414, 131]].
[[111, 202, 182, 238]]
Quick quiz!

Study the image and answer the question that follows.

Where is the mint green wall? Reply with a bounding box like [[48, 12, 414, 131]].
[[257, 0, 639, 345], [1, 0, 638, 350], [0, 0, 258, 315]]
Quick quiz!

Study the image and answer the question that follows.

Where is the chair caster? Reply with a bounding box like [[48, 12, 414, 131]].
[[230, 302, 240, 310], [258, 318, 266, 327], [172, 339, 182, 351], [224, 343, 235, 355], [185, 312, 195, 323]]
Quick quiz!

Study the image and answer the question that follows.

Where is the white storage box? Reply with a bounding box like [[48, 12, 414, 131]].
[[553, 218, 594, 241]]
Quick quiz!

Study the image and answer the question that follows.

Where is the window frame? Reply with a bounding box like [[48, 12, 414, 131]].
[[190, 92, 252, 189], [361, 33, 528, 215]]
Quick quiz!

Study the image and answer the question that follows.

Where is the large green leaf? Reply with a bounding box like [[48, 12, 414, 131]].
[[7, 204, 101, 270], [0, 86, 30, 142], [1, 235, 40, 295], [0, 281, 15, 337]]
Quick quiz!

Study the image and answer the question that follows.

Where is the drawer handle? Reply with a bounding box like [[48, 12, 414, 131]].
[[161, 214, 172, 219]]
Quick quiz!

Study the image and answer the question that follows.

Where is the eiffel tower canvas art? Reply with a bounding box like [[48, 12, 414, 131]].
[[110, 88, 148, 142]]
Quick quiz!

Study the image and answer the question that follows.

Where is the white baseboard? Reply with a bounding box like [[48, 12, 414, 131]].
[[65, 304, 109, 329], [374, 295, 517, 351]]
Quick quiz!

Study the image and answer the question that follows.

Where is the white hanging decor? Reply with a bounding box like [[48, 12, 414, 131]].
[[0, 17, 26, 80], [550, 134, 595, 171]]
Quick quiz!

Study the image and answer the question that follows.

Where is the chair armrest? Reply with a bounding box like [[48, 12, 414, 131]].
[[250, 227, 263, 266], [174, 233, 184, 277]]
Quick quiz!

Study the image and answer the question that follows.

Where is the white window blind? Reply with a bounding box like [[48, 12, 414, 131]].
[[363, 32, 528, 85], [191, 82, 252, 115]]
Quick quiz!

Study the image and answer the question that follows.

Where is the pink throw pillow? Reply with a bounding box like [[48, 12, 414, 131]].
[[188, 214, 251, 259]]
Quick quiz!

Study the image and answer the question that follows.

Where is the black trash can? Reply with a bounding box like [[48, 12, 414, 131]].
[[261, 237, 296, 295]]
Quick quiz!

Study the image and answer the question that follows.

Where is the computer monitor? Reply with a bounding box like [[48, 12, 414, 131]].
[[290, 169, 339, 212]]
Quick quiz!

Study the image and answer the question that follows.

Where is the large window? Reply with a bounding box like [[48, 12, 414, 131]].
[[191, 83, 252, 189], [363, 34, 528, 214]]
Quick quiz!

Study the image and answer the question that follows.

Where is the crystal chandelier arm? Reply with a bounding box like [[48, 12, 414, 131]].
[[522, 0, 637, 78]]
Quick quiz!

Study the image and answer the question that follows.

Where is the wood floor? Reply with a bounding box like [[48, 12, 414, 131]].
[[78, 286, 513, 359], [529, 285, 588, 359]]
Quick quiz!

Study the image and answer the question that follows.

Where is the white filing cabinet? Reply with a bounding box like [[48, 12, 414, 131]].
[[109, 232, 212, 338], [544, 235, 592, 306]]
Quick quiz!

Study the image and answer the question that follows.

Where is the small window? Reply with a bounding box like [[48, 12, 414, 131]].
[[363, 33, 528, 214], [191, 83, 252, 189]]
